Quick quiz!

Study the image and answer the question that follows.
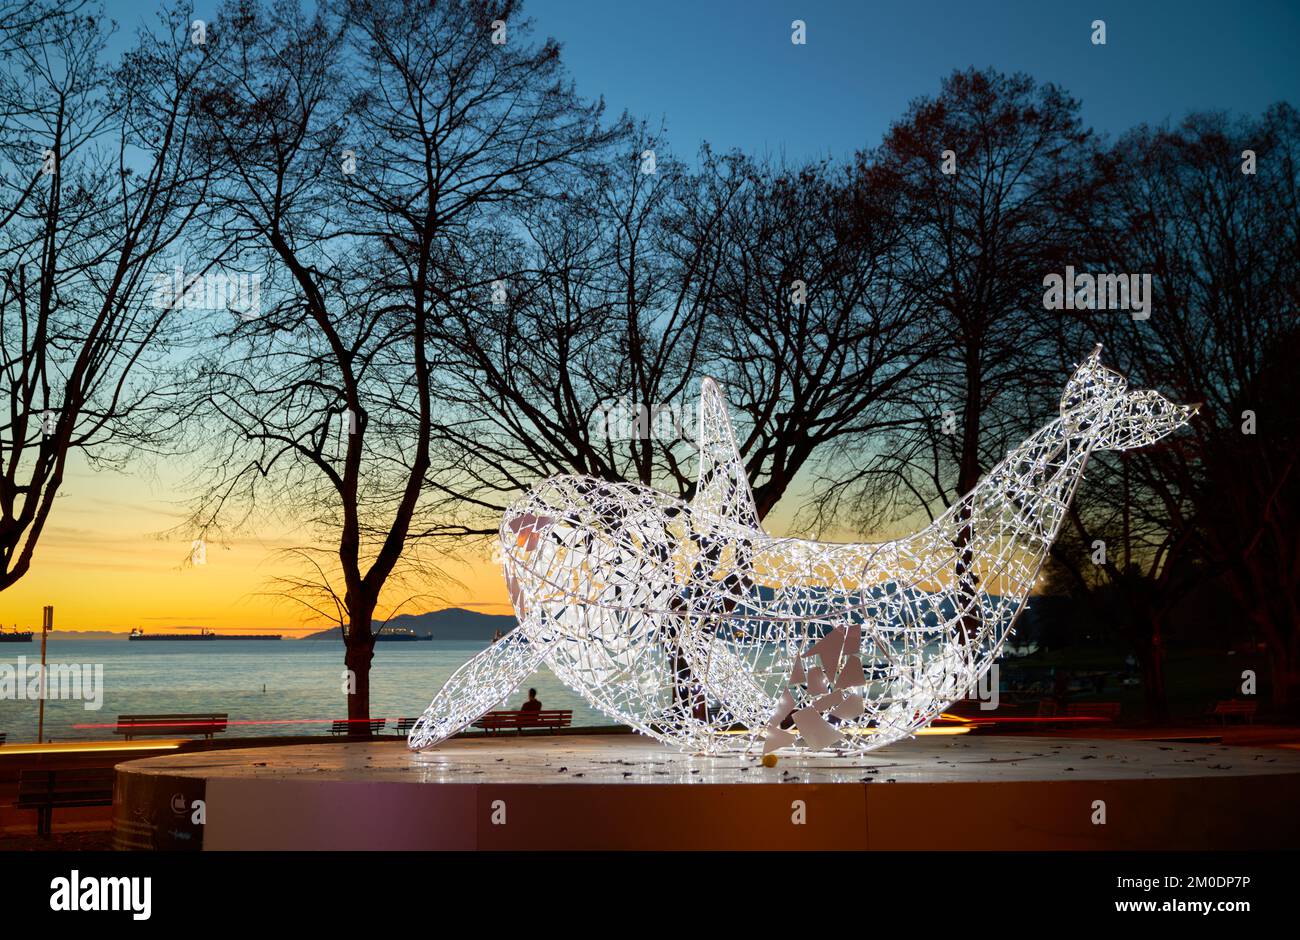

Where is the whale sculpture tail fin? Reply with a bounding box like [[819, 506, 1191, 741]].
[[1061, 346, 1197, 449]]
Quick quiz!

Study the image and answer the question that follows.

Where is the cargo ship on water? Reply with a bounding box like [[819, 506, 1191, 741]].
[[376, 627, 432, 641], [128, 628, 282, 641], [0, 627, 33, 643]]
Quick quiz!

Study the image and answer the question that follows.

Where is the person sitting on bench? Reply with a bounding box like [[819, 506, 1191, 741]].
[[520, 688, 542, 712]]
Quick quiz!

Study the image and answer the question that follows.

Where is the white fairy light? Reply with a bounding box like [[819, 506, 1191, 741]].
[[409, 347, 1194, 756]]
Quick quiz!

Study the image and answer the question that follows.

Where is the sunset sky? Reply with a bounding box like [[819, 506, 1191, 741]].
[[3, 0, 1296, 635], [0, 453, 514, 635], [0, 454, 807, 635]]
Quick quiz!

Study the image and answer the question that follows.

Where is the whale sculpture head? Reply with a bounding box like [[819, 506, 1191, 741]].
[[1060, 346, 1196, 450]]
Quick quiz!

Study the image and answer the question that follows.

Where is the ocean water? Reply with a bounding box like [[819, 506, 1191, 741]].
[[0, 639, 605, 744]]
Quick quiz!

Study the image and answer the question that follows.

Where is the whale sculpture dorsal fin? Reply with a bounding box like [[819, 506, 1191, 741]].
[[693, 378, 761, 530]]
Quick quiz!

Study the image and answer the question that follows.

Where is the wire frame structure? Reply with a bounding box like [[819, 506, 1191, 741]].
[[409, 348, 1194, 756]]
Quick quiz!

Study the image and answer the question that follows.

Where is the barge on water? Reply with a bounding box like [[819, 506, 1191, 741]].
[[128, 628, 282, 641]]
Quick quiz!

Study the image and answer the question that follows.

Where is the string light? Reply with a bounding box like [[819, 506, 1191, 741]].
[[410, 347, 1194, 756]]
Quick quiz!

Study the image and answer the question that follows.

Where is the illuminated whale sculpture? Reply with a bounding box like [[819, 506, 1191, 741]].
[[409, 348, 1194, 755]]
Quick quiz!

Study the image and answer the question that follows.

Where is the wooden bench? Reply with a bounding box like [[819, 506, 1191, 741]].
[[472, 709, 572, 734], [328, 719, 386, 735], [393, 717, 417, 735], [1064, 702, 1121, 720], [1210, 700, 1257, 724], [16, 769, 114, 837], [114, 713, 228, 740]]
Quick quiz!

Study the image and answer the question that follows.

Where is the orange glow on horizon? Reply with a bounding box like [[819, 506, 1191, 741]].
[[0, 456, 511, 634]]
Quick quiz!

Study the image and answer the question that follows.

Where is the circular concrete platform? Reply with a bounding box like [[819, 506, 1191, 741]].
[[113, 734, 1300, 850]]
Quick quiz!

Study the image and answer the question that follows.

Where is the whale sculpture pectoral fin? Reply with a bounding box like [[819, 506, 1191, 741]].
[[408, 623, 555, 751]]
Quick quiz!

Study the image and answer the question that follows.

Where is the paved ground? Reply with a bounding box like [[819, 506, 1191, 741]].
[[5, 725, 1299, 843], [117, 732, 1300, 785], [110, 733, 1300, 849]]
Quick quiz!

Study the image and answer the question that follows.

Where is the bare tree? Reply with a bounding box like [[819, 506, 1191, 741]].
[[1084, 107, 1300, 712], [0, 3, 210, 591], [703, 153, 931, 526], [419, 129, 734, 532], [424, 145, 931, 542], [181, 0, 620, 726], [855, 68, 1099, 517], [824, 69, 1100, 647]]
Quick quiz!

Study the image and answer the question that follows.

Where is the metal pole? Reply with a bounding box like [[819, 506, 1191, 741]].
[[37, 605, 51, 743]]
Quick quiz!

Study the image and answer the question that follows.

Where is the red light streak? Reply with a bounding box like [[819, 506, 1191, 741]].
[[69, 714, 1117, 732], [71, 717, 410, 730]]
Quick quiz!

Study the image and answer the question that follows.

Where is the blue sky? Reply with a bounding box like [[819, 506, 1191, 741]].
[[524, 0, 1300, 161], [99, 1, 1300, 162]]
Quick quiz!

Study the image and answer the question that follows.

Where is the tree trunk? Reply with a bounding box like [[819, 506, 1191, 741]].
[[667, 591, 706, 723], [1133, 624, 1169, 723], [344, 622, 376, 735]]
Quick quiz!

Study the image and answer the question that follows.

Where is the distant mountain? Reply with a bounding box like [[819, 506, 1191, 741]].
[[300, 607, 516, 641]]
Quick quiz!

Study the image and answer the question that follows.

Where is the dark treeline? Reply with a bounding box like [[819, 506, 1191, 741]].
[[1, 0, 1295, 722]]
